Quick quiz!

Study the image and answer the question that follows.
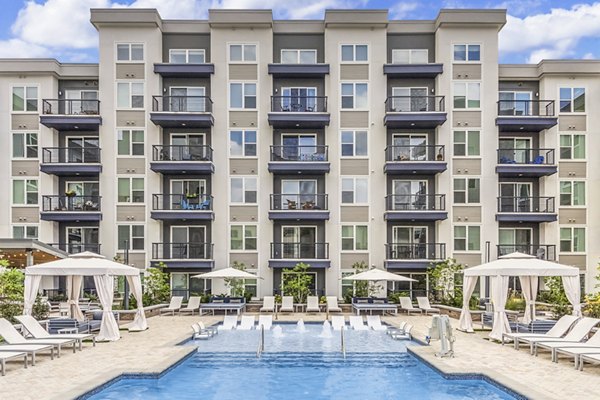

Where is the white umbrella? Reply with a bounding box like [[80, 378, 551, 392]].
[[341, 268, 416, 282], [191, 267, 261, 280]]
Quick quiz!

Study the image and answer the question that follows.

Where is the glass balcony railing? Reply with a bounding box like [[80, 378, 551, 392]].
[[497, 197, 555, 213], [385, 194, 445, 211], [385, 96, 445, 113], [270, 242, 329, 259]]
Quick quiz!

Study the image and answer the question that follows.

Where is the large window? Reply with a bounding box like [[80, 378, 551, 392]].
[[559, 87, 585, 113], [341, 44, 368, 62], [12, 225, 38, 239], [117, 225, 145, 250], [453, 44, 480, 62], [117, 129, 144, 156], [453, 82, 480, 109], [454, 226, 480, 251], [559, 134, 585, 160], [231, 177, 257, 204], [229, 130, 257, 157], [341, 130, 367, 157], [341, 83, 368, 109], [230, 225, 257, 251], [117, 43, 144, 61], [12, 86, 38, 112], [392, 49, 428, 64], [12, 132, 38, 158], [341, 225, 368, 251], [230, 83, 256, 109], [229, 44, 257, 62], [281, 49, 317, 64], [453, 130, 480, 156], [169, 49, 205, 64], [117, 177, 144, 203], [341, 177, 368, 204], [560, 181, 585, 206], [13, 179, 38, 205], [453, 178, 480, 204], [117, 82, 144, 109], [560, 227, 585, 253]]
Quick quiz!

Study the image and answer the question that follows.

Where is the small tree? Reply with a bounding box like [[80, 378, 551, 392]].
[[351, 261, 370, 297], [143, 264, 171, 305], [427, 258, 464, 303], [0, 266, 25, 323], [281, 262, 313, 303], [225, 261, 246, 297], [541, 276, 571, 319]]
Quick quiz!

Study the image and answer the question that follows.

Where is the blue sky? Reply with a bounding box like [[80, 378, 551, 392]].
[[0, 0, 599, 63]]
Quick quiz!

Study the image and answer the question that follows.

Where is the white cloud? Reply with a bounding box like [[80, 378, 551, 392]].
[[0, 38, 51, 58], [389, 2, 419, 19], [583, 52, 595, 59]]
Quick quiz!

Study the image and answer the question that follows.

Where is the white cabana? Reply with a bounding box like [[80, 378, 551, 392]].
[[23, 252, 148, 341], [458, 252, 581, 341], [341, 268, 417, 282]]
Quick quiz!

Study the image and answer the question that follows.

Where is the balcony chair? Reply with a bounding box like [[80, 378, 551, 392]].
[[532, 155, 544, 164], [286, 199, 297, 210], [199, 199, 211, 210]]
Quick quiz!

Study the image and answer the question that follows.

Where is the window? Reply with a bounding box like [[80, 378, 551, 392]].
[[559, 134, 585, 160], [453, 44, 480, 62], [231, 177, 257, 204], [13, 179, 38, 205], [229, 83, 256, 109], [12, 132, 38, 158], [12, 225, 38, 239], [341, 177, 368, 204], [117, 129, 144, 156], [341, 83, 368, 109], [341, 225, 368, 251], [341, 130, 368, 157], [392, 49, 428, 64], [453, 178, 480, 204], [117, 225, 145, 250], [117, 82, 144, 109], [453, 130, 480, 156], [453, 82, 480, 109], [117, 178, 144, 203], [169, 49, 205, 64], [229, 44, 256, 62], [116, 43, 144, 61], [560, 227, 585, 252], [12, 86, 38, 112], [560, 181, 585, 206], [230, 225, 257, 251], [229, 130, 257, 157], [341, 44, 368, 62], [281, 49, 317, 64], [454, 226, 480, 251], [559, 87, 585, 113]]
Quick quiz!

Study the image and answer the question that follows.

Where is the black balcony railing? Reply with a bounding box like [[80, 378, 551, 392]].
[[270, 145, 328, 162], [42, 195, 101, 212], [270, 242, 329, 259], [385, 243, 446, 260], [385, 194, 445, 211], [385, 145, 445, 162], [497, 244, 556, 261], [270, 194, 328, 211], [42, 147, 101, 164], [152, 96, 213, 113], [152, 145, 213, 162], [152, 242, 214, 260], [152, 194, 213, 211], [497, 100, 555, 117], [270, 96, 327, 112], [497, 148, 555, 165], [385, 96, 445, 113], [497, 196, 555, 213], [42, 99, 100, 115], [49, 243, 101, 254]]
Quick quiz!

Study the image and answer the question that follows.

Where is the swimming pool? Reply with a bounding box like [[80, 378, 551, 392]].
[[83, 323, 523, 400]]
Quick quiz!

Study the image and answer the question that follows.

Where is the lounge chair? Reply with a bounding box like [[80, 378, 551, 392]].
[[218, 315, 238, 331], [258, 315, 273, 330], [399, 297, 422, 315], [349, 316, 369, 331], [366, 315, 388, 331], [326, 296, 342, 314], [502, 315, 579, 350], [16, 315, 96, 350], [279, 296, 294, 313], [238, 315, 256, 330], [160, 296, 184, 316], [260, 296, 275, 313], [0, 344, 55, 366], [0, 318, 76, 357], [306, 296, 320, 313], [191, 322, 216, 339], [578, 353, 600, 371], [552, 329, 600, 367], [532, 317, 600, 358], [390, 324, 413, 340], [179, 296, 202, 316], [331, 316, 347, 331], [0, 351, 28, 376], [416, 297, 440, 315]]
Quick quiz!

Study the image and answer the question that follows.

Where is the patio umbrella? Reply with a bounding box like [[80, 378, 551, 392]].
[[191, 267, 261, 280], [341, 268, 416, 282]]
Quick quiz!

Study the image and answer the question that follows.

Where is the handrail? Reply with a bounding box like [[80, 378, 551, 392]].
[[385, 95, 445, 112], [257, 325, 265, 358], [341, 328, 346, 359]]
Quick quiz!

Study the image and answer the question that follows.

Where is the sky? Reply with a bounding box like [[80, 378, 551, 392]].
[[0, 0, 599, 64]]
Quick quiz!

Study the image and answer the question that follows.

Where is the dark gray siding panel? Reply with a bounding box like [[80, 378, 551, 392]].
[[387, 34, 436, 63], [162, 34, 211, 62], [273, 34, 325, 63]]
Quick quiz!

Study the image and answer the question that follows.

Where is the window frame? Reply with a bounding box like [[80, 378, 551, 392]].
[[229, 82, 257, 110], [117, 224, 145, 252], [230, 176, 258, 204], [559, 180, 586, 207], [559, 227, 586, 253], [116, 43, 144, 62], [340, 130, 368, 158], [168, 49, 206, 64], [280, 49, 317, 64], [229, 43, 257, 63], [341, 225, 369, 252], [230, 224, 258, 251], [341, 177, 369, 205], [340, 44, 369, 63], [453, 130, 480, 157], [453, 43, 481, 62], [341, 82, 368, 110], [453, 225, 481, 252], [229, 129, 257, 157], [117, 128, 145, 157], [12, 132, 39, 159], [453, 82, 481, 110], [453, 177, 480, 205], [559, 134, 586, 160], [12, 178, 38, 206], [559, 87, 586, 114], [116, 81, 144, 109], [11, 85, 39, 113], [117, 177, 145, 204], [391, 49, 429, 64], [12, 224, 39, 239]]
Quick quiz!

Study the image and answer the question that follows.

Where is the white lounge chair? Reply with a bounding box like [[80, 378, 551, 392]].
[[218, 315, 238, 331], [279, 296, 294, 313], [331, 316, 346, 331], [578, 353, 600, 371], [399, 297, 422, 315], [0, 318, 76, 357], [238, 315, 256, 330], [16, 315, 96, 350], [326, 296, 342, 313], [191, 322, 216, 339], [179, 296, 202, 316], [0, 351, 28, 376], [260, 296, 275, 313], [0, 345, 55, 367], [533, 317, 600, 358], [416, 297, 440, 315], [553, 329, 600, 367], [366, 315, 387, 331], [160, 296, 184, 316], [306, 296, 320, 313], [258, 315, 273, 330], [502, 315, 579, 350], [390, 324, 413, 340], [349, 316, 369, 331]]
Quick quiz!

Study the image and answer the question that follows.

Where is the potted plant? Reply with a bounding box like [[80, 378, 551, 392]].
[[65, 189, 76, 197], [185, 192, 198, 199]]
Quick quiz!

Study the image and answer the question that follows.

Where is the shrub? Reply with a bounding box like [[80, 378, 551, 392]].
[[281, 262, 313, 303], [584, 293, 600, 318], [32, 296, 50, 320], [143, 265, 170, 305], [0, 268, 25, 323]]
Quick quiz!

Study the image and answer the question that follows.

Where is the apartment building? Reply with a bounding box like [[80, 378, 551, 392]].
[[0, 8, 599, 299]]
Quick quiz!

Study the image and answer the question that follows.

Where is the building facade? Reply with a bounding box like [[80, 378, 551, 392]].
[[0, 8, 598, 298]]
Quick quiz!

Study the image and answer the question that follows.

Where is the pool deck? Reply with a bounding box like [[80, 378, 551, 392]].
[[1, 313, 599, 400]]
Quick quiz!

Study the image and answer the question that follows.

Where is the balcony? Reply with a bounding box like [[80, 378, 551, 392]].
[[268, 194, 329, 221], [151, 242, 214, 269], [496, 197, 557, 223], [496, 100, 557, 132], [150, 145, 214, 174], [153, 63, 214, 78], [497, 244, 556, 261], [496, 148, 557, 177], [384, 96, 446, 128], [40, 99, 101, 131], [269, 242, 330, 269], [384, 194, 447, 221], [40, 147, 102, 176], [268, 145, 329, 174], [268, 63, 330, 78], [151, 194, 214, 221], [150, 96, 214, 128], [49, 243, 101, 254], [384, 145, 447, 175], [40, 195, 102, 222], [383, 63, 443, 78], [268, 96, 330, 128], [384, 243, 446, 270]]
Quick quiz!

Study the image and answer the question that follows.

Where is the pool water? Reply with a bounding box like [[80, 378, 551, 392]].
[[85, 324, 519, 400]]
